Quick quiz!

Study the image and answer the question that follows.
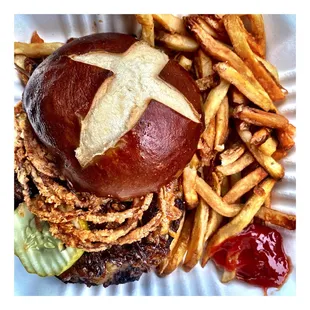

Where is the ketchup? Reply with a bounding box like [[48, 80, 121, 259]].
[[211, 223, 290, 289]]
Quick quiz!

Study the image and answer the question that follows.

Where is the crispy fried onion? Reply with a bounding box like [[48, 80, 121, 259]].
[[14, 105, 183, 252], [48, 193, 157, 252], [158, 180, 183, 235]]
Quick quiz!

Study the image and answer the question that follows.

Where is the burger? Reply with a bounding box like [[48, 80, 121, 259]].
[[14, 33, 202, 287]]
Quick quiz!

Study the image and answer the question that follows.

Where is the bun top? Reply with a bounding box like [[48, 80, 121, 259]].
[[23, 33, 202, 200]]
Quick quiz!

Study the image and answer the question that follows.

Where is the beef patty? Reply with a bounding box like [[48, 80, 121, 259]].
[[57, 196, 185, 287]]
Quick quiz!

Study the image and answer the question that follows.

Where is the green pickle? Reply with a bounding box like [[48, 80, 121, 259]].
[[14, 202, 84, 277]]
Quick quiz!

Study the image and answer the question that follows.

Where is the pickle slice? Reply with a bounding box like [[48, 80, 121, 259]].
[[14, 203, 84, 277]]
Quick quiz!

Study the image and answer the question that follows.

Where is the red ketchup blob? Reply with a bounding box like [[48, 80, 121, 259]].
[[211, 223, 290, 290]]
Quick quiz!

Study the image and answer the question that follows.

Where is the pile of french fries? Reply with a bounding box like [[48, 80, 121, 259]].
[[135, 14, 296, 281], [14, 14, 296, 285]]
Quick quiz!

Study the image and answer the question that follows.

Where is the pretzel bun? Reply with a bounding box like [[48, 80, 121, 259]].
[[23, 33, 202, 200]]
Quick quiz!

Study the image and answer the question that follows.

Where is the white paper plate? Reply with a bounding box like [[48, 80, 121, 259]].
[[14, 14, 296, 296]]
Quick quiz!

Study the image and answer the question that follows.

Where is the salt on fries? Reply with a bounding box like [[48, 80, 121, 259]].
[[14, 14, 296, 286]]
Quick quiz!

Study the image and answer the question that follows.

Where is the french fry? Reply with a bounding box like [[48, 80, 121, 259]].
[[201, 178, 276, 267], [214, 62, 274, 112], [195, 176, 241, 217], [14, 42, 63, 57], [277, 129, 295, 151], [246, 14, 266, 58], [221, 250, 239, 283], [196, 75, 218, 91], [202, 78, 230, 130], [250, 128, 271, 146], [259, 136, 278, 156], [246, 141, 284, 179], [221, 269, 236, 283], [223, 167, 268, 204], [221, 175, 230, 196], [233, 106, 289, 129], [194, 49, 214, 78], [214, 96, 229, 152], [230, 86, 249, 105], [192, 16, 221, 40], [211, 172, 222, 195], [264, 193, 271, 208], [30, 31, 44, 43], [160, 212, 194, 276], [199, 15, 230, 42], [214, 203, 296, 230], [201, 117, 216, 150], [183, 198, 209, 272], [14, 55, 27, 70], [14, 54, 39, 85], [155, 31, 199, 52], [256, 207, 296, 230], [237, 122, 284, 179], [272, 149, 288, 161], [255, 54, 279, 82], [223, 15, 286, 101], [229, 172, 242, 201], [186, 15, 274, 111], [252, 131, 273, 148], [152, 14, 187, 35], [216, 151, 254, 176], [178, 55, 192, 71], [219, 142, 246, 166], [135, 14, 155, 46], [215, 14, 226, 19], [156, 213, 185, 275], [186, 16, 250, 78], [204, 209, 222, 243], [204, 173, 223, 242], [287, 123, 296, 136], [241, 161, 260, 177], [199, 117, 216, 166], [276, 123, 295, 152], [14, 56, 29, 86], [183, 155, 200, 209]]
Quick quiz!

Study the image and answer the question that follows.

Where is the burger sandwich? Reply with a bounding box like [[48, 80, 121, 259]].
[[14, 32, 202, 287]]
